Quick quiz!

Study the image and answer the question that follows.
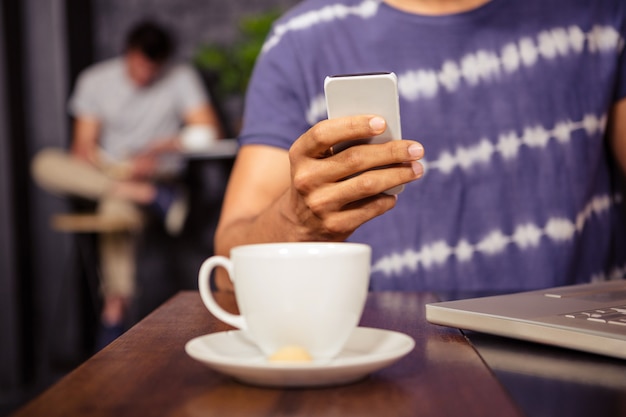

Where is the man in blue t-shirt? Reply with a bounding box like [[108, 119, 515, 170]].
[[215, 0, 626, 292]]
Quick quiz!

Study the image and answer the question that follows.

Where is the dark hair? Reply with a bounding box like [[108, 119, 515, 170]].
[[125, 21, 174, 63]]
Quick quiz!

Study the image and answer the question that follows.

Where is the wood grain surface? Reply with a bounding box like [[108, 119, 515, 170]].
[[11, 291, 523, 417]]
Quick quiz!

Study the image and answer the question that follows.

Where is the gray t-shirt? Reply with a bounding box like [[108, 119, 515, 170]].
[[69, 57, 208, 162]]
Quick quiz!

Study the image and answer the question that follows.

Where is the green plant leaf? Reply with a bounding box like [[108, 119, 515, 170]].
[[194, 9, 282, 98]]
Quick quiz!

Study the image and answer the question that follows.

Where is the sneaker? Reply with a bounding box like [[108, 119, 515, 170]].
[[150, 185, 189, 236]]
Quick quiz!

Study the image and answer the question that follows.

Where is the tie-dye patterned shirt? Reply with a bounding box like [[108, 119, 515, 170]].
[[239, 0, 626, 291]]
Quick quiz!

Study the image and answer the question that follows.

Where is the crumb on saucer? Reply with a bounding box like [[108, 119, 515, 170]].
[[268, 345, 313, 363]]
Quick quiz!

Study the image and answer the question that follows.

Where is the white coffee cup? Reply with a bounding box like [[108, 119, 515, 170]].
[[198, 242, 371, 361], [180, 125, 217, 151]]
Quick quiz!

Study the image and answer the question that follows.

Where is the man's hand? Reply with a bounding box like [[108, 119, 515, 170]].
[[127, 134, 182, 179], [127, 152, 160, 179], [214, 114, 425, 291], [282, 115, 425, 241]]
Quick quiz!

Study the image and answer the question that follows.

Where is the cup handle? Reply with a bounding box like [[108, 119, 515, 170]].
[[198, 256, 247, 330]]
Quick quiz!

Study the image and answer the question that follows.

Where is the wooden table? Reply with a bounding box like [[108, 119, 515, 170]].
[[12, 291, 523, 417]]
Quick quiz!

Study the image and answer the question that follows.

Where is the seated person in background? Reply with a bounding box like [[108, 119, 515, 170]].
[[32, 20, 223, 346], [214, 0, 626, 292]]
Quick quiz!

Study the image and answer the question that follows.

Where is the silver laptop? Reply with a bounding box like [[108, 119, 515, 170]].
[[425, 280, 626, 360]]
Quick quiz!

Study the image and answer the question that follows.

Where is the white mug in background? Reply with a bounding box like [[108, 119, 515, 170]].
[[198, 242, 371, 361], [180, 125, 217, 151]]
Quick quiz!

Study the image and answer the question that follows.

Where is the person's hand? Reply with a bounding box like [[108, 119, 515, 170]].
[[141, 135, 183, 154], [73, 145, 100, 166], [126, 135, 180, 179], [281, 115, 424, 241], [128, 153, 159, 179]]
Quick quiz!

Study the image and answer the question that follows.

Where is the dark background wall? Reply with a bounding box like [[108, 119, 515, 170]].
[[0, 0, 298, 414], [92, 0, 299, 60]]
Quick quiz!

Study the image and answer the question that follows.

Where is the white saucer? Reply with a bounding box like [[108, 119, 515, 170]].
[[185, 327, 415, 388]]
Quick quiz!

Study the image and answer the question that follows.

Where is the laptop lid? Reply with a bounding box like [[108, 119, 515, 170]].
[[425, 280, 626, 360]]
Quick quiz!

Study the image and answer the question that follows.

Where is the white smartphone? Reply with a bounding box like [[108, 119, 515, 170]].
[[324, 71, 403, 194]]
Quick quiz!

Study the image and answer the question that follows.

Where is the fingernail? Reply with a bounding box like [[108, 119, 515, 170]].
[[408, 143, 424, 158], [412, 161, 423, 176], [369, 117, 386, 132]]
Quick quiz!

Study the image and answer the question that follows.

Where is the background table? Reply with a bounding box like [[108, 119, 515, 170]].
[[12, 291, 523, 417]]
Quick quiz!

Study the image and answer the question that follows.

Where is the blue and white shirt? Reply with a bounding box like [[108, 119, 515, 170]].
[[240, 0, 626, 291]]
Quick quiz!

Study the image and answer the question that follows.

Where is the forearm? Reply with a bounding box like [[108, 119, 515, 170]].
[[214, 118, 423, 259], [143, 104, 223, 156], [70, 117, 101, 166], [609, 98, 626, 174], [214, 192, 318, 293], [140, 135, 182, 156], [71, 142, 100, 165], [214, 191, 330, 257]]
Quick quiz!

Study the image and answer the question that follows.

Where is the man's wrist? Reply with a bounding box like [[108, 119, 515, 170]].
[[275, 193, 330, 242]]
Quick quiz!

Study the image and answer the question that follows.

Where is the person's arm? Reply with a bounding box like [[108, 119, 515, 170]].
[[214, 115, 424, 290], [138, 103, 225, 157], [184, 103, 225, 138], [609, 97, 626, 173], [127, 103, 224, 179], [70, 116, 101, 165]]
